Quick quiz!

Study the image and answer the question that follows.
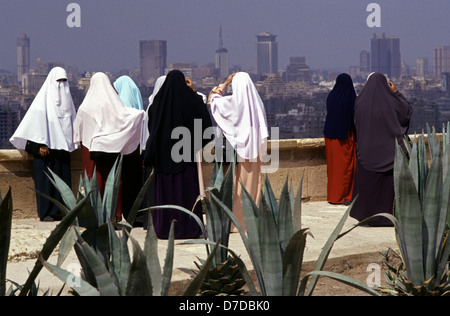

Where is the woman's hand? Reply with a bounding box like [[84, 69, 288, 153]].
[[388, 81, 397, 94], [39, 146, 50, 157], [185, 77, 196, 93]]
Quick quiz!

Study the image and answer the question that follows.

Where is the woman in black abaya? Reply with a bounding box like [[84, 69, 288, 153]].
[[144, 70, 212, 239]]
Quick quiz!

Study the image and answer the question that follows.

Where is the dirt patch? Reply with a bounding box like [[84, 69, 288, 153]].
[[168, 251, 398, 296]]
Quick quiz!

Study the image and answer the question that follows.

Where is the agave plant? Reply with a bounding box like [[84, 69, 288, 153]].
[[381, 123, 450, 295], [206, 173, 379, 296], [40, 155, 220, 296]]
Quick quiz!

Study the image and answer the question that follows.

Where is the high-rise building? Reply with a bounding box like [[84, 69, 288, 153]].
[[17, 34, 30, 84], [434, 46, 450, 78], [370, 33, 401, 79], [360, 50, 371, 73], [256, 32, 278, 75], [215, 27, 229, 79], [286, 57, 310, 82], [140, 40, 167, 84]]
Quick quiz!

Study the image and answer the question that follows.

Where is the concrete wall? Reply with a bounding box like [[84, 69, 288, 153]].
[[0, 138, 327, 218]]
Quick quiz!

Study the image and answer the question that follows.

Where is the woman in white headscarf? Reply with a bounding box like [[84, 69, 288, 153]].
[[208, 72, 269, 231], [10, 67, 77, 221], [73, 72, 145, 222]]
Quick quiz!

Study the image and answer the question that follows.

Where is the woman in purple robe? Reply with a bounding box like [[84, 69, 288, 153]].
[[351, 73, 413, 226]]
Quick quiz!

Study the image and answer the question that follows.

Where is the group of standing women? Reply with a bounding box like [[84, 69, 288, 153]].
[[10, 67, 268, 238], [324, 72, 413, 226]]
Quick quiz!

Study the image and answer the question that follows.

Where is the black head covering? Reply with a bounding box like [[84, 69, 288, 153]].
[[323, 73, 356, 140], [144, 70, 213, 174], [354, 72, 413, 172]]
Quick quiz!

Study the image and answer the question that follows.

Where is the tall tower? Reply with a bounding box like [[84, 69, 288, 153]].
[[215, 26, 229, 79], [434, 46, 450, 78], [256, 32, 278, 75], [140, 40, 167, 84], [17, 34, 30, 84], [370, 33, 401, 79]]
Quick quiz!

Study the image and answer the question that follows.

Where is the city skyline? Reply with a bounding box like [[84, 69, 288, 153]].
[[1, 1, 450, 74]]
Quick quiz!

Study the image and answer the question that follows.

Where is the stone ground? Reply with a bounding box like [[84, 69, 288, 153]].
[[6, 201, 399, 296]]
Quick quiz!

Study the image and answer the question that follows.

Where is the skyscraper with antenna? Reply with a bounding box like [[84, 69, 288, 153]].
[[215, 26, 229, 79]]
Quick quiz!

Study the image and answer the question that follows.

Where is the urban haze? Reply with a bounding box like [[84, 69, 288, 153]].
[[1, 0, 450, 148]]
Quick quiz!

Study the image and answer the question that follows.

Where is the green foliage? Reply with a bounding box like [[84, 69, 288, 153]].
[[385, 122, 450, 295], [206, 171, 379, 296], [195, 257, 246, 296]]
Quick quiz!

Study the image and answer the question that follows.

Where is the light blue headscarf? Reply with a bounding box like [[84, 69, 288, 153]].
[[113, 75, 144, 110]]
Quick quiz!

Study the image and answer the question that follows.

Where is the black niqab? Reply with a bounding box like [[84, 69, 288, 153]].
[[144, 70, 213, 174], [323, 73, 356, 140]]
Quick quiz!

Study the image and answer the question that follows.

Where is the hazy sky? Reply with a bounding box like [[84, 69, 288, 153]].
[[1, 0, 450, 73]]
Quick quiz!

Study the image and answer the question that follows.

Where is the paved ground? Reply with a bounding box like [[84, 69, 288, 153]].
[[6, 201, 398, 295]]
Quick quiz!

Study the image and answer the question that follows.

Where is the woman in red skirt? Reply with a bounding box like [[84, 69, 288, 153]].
[[323, 73, 356, 205]]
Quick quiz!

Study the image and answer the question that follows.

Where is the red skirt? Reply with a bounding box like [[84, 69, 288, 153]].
[[325, 133, 356, 204]]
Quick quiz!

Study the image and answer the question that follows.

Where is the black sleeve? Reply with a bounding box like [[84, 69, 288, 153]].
[[25, 140, 46, 157]]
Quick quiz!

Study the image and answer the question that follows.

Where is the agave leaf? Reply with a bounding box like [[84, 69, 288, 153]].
[[183, 241, 220, 296], [395, 143, 425, 286], [109, 222, 131, 296], [209, 191, 266, 295], [125, 233, 153, 296], [42, 259, 100, 296], [300, 271, 380, 296], [282, 228, 309, 296], [212, 161, 224, 190], [143, 214, 162, 296], [408, 134, 420, 194], [304, 199, 353, 296], [102, 156, 122, 223], [126, 169, 154, 227], [422, 137, 444, 282], [75, 237, 120, 296], [161, 221, 175, 296], [258, 197, 283, 296], [278, 176, 294, 254], [19, 193, 91, 296], [57, 226, 79, 267], [263, 175, 278, 224], [291, 172, 304, 233], [0, 188, 13, 297], [148, 205, 206, 238], [45, 168, 77, 210], [204, 191, 227, 265]]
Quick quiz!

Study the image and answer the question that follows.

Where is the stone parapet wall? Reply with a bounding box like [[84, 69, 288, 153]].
[[0, 138, 327, 218]]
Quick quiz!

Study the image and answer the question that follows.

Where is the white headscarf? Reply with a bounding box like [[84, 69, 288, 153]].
[[73, 72, 145, 155], [10, 67, 77, 152], [140, 75, 166, 153], [210, 72, 269, 160]]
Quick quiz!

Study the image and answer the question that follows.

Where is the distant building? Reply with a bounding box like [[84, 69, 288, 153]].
[[360, 50, 371, 73], [416, 58, 429, 78], [17, 34, 30, 84], [434, 46, 450, 78], [256, 32, 278, 75], [286, 57, 310, 82], [371, 33, 401, 79], [21, 72, 47, 95], [165, 63, 195, 79], [215, 26, 229, 79], [140, 40, 167, 85], [0, 100, 20, 149]]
